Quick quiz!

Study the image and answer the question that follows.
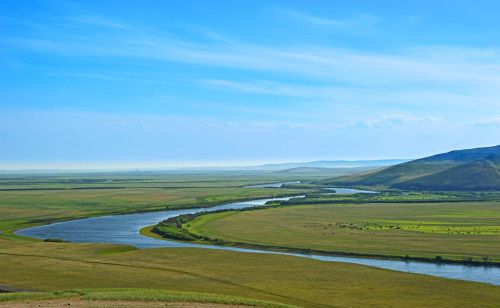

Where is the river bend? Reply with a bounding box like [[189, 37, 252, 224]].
[[16, 185, 500, 286]]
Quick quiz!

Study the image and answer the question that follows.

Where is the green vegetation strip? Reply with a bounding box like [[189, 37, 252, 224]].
[[0, 288, 295, 307]]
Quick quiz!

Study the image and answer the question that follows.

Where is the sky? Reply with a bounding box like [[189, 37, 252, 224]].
[[1, 0, 500, 169]]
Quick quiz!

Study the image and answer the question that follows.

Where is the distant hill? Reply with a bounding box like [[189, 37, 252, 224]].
[[255, 159, 409, 171], [0, 159, 407, 174], [164, 159, 409, 172], [322, 145, 500, 191], [273, 166, 377, 175]]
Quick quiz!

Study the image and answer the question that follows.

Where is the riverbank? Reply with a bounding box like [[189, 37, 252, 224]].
[[145, 200, 500, 267], [7, 191, 307, 240], [143, 225, 500, 267], [18, 187, 500, 285]]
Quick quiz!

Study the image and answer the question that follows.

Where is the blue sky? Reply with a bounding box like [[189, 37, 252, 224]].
[[1, 0, 500, 169]]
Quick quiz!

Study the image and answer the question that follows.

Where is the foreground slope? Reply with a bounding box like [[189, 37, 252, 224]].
[[0, 241, 499, 307]]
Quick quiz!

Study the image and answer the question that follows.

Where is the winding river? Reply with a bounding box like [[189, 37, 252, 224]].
[[16, 184, 500, 286]]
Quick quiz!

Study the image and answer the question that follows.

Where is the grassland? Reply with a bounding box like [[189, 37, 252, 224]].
[[1, 173, 499, 307], [0, 288, 294, 307], [0, 173, 308, 238], [290, 190, 500, 204], [185, 201, 500, 263], [1, 241, 500, 307]]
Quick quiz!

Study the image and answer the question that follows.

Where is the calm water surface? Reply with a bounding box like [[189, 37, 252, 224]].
[[325, 187, 378, 194], [16, 185, 500, 286], [244, 181, 301, 188]]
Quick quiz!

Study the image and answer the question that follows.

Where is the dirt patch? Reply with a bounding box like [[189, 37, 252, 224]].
[[0, 299, 254, 307]]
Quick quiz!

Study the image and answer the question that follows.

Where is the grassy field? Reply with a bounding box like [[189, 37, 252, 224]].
[[0, 172, 319, 190], [0, 288, 294, 307], [290, 190, 500, 204], [1, 241, 499, 307], [0, 173, 309, 238], [186, 202, 500, 262], [1, 173, 499, 307]]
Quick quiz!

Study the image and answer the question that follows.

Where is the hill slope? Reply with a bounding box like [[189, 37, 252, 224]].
[[394, 154, 500, 191], [322, 145, 500, 191]]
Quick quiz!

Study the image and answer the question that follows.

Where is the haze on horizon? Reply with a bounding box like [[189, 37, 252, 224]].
[[2, 0, 500, 169]]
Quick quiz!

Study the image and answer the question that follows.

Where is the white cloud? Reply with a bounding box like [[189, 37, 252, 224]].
[[4, 15, 500, 94], [276, 8, 348, 27], [199, 78, 498, 113], [352, 114, 439, 128], [65, 15, 131, 29], [2, 108, 498, 165], [3, 13, 500, 117], [275, 7, 381, 30], [466, 117, 500, 127]]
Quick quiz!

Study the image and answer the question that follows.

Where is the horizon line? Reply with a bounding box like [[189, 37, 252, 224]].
[[0, 158, 412, 172]]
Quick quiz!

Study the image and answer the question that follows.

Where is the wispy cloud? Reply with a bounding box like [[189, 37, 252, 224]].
[[353, 114, 439, 128], [0, 107, 494, 165], [466, 117, 500, 127], [44, 71, 183, 85], [65, 14, 131, 29], [3, 16, 500, 89], [2, 12, 500, 116], [199, 78, 499, 113], [275, 7, 382, 30], [276, 8, 347, 27], [7, 37, 500, 95]]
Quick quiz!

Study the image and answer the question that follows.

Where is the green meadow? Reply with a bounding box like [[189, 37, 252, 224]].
[[1, 241, 500, 307], [185, 201, 500, 262], [0, 173, 499, 307], [0, 288, 294, 308], [0, 173, 308, 238]]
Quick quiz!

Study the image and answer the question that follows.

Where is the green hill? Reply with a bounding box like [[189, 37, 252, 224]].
[[394, 154, 500, 191], [322, 145, 500, 191]]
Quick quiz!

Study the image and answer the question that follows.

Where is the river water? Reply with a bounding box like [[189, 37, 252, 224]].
[[16, 185, 500, 286]]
